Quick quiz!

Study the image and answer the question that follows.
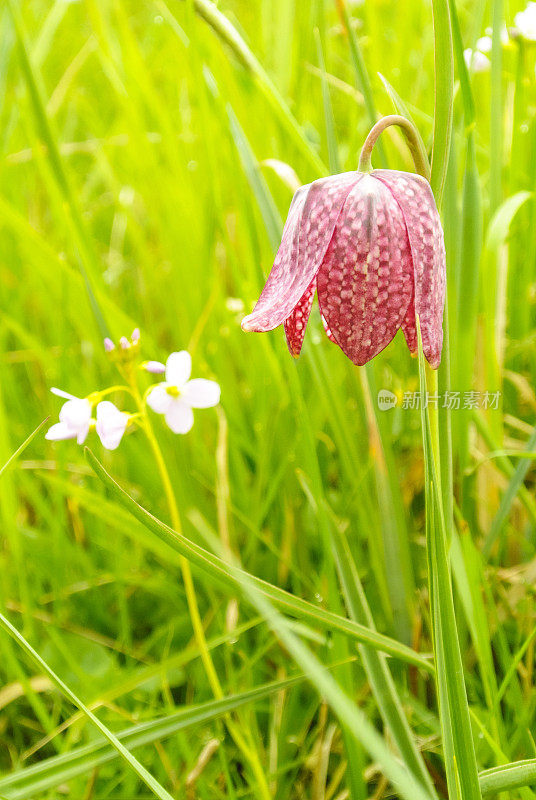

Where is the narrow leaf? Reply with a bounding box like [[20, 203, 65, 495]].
[[86, 448, 433, 672]]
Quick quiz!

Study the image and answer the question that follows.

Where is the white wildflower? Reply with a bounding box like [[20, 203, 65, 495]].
[[464, 48, 491, 73], [147, 351, 220, 434], [96, 401, 129, 450], [45, 388, 92, 444], [515, 3, 536, 40]]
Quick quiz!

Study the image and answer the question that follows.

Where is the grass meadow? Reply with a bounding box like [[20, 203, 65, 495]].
[[2, 0, 536, 798]]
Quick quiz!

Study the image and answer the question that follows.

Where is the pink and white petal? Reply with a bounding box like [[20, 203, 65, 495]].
[[165, 351, 192, 387], [59, 398, 92, 429], [242, 172, 360, 332], [241, 185, 306, 332], [51, 387, 79, 401], [96, 401, 129, 450], [181, 379, 221, 408], [165, 400, 194, 434], [99, 431, 124, 450], [284, 278, 315, 357], [45, 422, 77, 441], [144, 360, 166, 374], [97, 400, 117, 420], [317, 174, 414, 366], [147, 384, 173, 414], [76, 421, 91, 445], [373, 170, 446, 368]]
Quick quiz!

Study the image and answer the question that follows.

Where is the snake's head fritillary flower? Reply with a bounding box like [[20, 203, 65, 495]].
[[95, 401, 129, 450], [241, 168, 446, 369], [147, 351, 221, 434], [45, 388, 93, 444]]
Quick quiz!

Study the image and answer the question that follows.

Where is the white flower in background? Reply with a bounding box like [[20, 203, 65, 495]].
[[476, 35, 493, 53], [464, 48, 491, 73], [96, 401, 129, 450], [515, 3, 536, 40], [147, 351, 220, 434], [45, 388, 92, 444], [484, 22, 511, 45], [225, 297, 245, 313]]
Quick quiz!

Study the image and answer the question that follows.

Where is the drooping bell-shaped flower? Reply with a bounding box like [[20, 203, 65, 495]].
[[241, 118, 446, 368]]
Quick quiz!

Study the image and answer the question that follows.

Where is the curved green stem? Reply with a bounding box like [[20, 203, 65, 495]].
[[425, 366, 440, 467], [141, 418, 223, 692], [97, 385, 134, 398], [358, 115, 430, 180]]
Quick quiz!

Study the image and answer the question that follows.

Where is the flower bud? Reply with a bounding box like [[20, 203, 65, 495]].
[[142, 360, 166, 374]]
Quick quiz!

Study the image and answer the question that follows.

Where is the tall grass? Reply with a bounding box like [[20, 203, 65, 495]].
[[1, 0, 536, 798]]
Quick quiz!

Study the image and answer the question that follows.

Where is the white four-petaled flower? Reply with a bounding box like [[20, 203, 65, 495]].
[[45, 388, 92, 444], [96, 401, 129, 450], [46, 389, 129, 450], [147, 351, 220, 434]]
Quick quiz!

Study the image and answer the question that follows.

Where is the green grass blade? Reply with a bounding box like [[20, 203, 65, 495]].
[[331, 523, 438, 799], [473, 410, 536, 524], [450, 529, 504, 742], [85, 448, 433, 671], [6, 0, 109, 337], [0, 672, 312, 799], [0, 418, 49, 480], [315, 29, 340, 174], [188, 0, 326, 176], [454, 132, 482, 486], [489, 0, 503, 213], [430, 0, 453, 203], [335, 0, 386, 167], [479, 760, 536, 796], [361, 367, 415, 643], [482, 191, 532, 437], [438, 141, 457, 543], [486, 192, 533, 253], [482, 423, 536, 559], [196, 527, 434, 800], [448, 0, 475, 125], [432, 0, 454, 546], [494, 623, 536, 710], [0, 612, 175, 800], [227, 103, 283, 251], [417, 322, 481, 800]]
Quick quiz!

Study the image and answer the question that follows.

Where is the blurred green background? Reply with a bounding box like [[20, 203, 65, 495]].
[[2, 0, 536, 797]]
